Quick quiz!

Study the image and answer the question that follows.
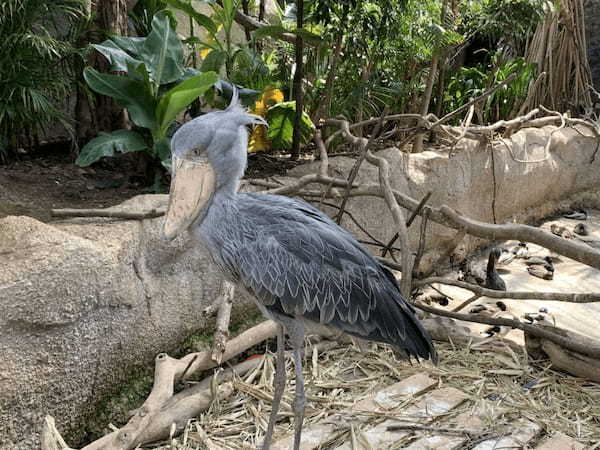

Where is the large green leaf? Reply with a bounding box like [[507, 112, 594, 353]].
[[109, 36, 146, 57], [76, 130, 148, 167], [83, 67, 157, 130], [91, 40, 142, 72], [139, 11, 184, 86], [165, 0, 217, 36], [156, 71, 218, 137], [265, 101, 315, 150]]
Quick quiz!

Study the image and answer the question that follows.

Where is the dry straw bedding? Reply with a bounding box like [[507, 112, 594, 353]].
[[147, 339, 600, 449]]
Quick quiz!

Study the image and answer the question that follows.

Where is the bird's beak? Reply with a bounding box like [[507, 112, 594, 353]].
[[163, 156, 216, 241], [246, 114, 268, 127]]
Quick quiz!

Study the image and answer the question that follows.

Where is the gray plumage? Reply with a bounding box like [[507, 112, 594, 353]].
[[198, 191, 435, 360], [166, 91, 436, 449]]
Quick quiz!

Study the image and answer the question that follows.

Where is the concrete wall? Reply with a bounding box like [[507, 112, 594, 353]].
[[288, 125, 600, 272]]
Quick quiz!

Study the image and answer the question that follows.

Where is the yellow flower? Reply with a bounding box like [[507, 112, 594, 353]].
[[199, 47, 212, 59], [248, 88, 284, 153]]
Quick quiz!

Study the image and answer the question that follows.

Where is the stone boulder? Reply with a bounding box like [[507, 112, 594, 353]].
[[0, 195, 252, 449]]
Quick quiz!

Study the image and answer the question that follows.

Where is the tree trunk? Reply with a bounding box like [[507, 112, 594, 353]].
[[75, 0, 130, 146], [412, 54, 438, 153], [241, 0, 252, 42], [291, 0, 304, 160]]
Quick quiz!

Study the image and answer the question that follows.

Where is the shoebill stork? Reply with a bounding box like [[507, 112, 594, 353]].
[[162, 92, 437, 449]]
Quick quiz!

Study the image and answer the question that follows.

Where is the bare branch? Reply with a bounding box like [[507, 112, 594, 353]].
[[412, 206, 430, 277], [381, 192, 432, 258], [438, 205, 600, 270], [416, 277, 600, 303], [211, 281, 235, 364], [365, 149, 413, 297], [414, 303, 600, 359], [51, 208, 165, 220], [330, 107, 388, 225]]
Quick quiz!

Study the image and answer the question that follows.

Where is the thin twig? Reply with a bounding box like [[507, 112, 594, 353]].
[[432, 73, 519, 128], [451, 294, 481, 313], [333, 107, 389, 224], [412, 206, 430, 277], [385, 423, 477, 437], [382, 192, 432, 258]]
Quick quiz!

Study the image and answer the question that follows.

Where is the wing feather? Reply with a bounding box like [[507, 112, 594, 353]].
[[216, 193, 436, 362]]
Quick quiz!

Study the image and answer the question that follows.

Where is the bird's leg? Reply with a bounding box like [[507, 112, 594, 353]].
[[289, 319, 306, 450], [262, 324, 286, 450]]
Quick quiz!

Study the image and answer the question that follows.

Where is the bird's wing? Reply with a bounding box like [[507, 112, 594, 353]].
[[224, 194, 436, 361]]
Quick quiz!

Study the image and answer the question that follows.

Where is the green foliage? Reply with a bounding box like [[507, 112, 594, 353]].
[[265, 102, 315, 150], [129, 0, 169, 36], [445, 54, 535, 123], [459, 0, 551, 53], [78, 11, 218, 168], [75, 130, 148, 167], [0, 0, 86, 151]]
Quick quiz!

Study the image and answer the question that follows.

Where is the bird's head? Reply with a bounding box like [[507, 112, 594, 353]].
[[163, 89, 266, 240]]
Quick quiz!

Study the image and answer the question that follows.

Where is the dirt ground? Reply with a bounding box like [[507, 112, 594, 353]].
[[0, 149, 300, 223]]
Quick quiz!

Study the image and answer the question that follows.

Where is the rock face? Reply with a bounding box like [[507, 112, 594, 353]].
[[0, 195, 250, 449], [288, 125, 600, 271], [586, 0, 600, 92]]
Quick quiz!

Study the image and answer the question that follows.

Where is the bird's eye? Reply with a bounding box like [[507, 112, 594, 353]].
[[192, 147, 203, 156]]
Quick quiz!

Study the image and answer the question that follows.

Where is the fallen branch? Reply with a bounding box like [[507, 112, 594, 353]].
[[438, 205, 600, 270], [41, 321, 278, 450], [414, 303, 600, 359], [51, 208, 165, 220], [385, 423, 482, 438], [415, 277, 600, 303], [526, 325, 600, 382]]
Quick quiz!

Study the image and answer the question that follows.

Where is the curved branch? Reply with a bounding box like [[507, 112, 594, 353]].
[[439, 205, 600, 269], [416, 277, 600, 303], [414, 303, 600, 359]]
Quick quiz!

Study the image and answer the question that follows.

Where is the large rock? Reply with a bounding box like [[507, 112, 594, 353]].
[[0, 195, 252, 449], [287, 125, 600, 271]]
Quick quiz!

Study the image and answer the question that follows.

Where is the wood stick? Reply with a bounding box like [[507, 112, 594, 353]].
[[416, 277, 600, 303], [211, 281, 235, 364], [381, 192, 432, 258], [332, 108, 389, 225], [414, 303, 600, 359], [51, 208, 165, 220]]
